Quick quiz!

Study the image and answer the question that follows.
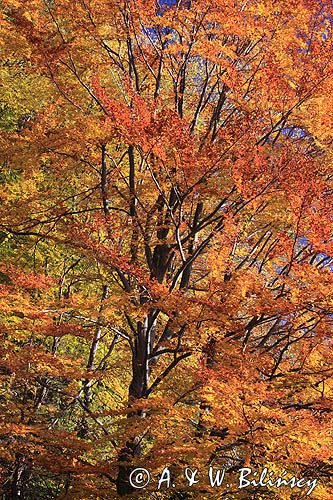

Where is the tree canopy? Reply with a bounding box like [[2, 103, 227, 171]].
[[0, 0, 333, 498]]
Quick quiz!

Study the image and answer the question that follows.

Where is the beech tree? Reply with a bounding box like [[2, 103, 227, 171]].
[[0, 0, 333, 498]]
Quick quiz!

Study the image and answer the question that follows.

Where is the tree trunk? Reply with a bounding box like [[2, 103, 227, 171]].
[[116, 308, 156, 495]]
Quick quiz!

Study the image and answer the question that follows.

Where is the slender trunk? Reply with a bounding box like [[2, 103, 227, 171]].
[[79, 285, 108, 438], [180, 201, 203, 289], [6, 454, 31, 500]]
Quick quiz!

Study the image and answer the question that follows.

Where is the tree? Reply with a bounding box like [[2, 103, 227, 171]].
[[0, 0, 333, 497]]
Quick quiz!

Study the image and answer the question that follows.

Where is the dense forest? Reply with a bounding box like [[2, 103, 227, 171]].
[[0, 0, 333, 498]]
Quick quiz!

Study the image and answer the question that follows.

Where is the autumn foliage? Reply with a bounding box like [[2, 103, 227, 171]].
[[0, 0, 333, 498]]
